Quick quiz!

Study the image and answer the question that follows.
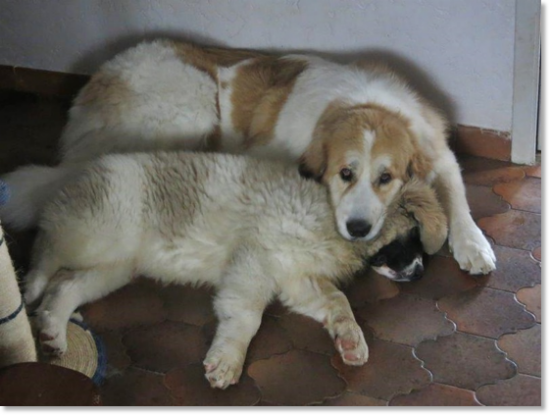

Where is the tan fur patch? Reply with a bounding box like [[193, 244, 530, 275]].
[[230, 57, 308, 147], [302, 100, 432, 184], [171, 41, 266, 81]]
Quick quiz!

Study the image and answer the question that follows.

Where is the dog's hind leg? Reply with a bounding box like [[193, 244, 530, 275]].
[[24, 234, 63, 307], [35, 263, 133, 357], [279, 276, 369, 367]]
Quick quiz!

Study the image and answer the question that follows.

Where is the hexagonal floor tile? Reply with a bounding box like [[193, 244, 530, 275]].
[[248, 350, 346, 405], [437, 287, 535, 338], [278, 313, 335, 356], [123, 321, 207, 373], [478, 211, 540, 251], [344, 271, 400, 308], [100, 367, 176, 406], [165, 363, 261, 406], [357, 293, 454, 346], [159, 284, 215, 326], [322, 392, 387, 406], [81, 278, 166, 332], [465, 184, 510, 220], [497, 325, 540, 377], [476, 375, 541, 406], [331, 334, 431, 400], [493, 178, 540, 213], [202, 316, 293, 364], [389, 383, 481, 406], [415, 332, 516, 390], [400, 256, 479, 300], [482, 245, 540, 292], [517, 284, 541, 322]]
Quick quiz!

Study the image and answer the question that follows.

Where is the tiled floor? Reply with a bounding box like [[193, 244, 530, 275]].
[[0, 92, 542, 406]]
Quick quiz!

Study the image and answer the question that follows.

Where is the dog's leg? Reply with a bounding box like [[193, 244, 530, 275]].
[[204, 283, 270, 389], [35, 263, 133, 357], [280, 277, 368, 366], [431, 148, 496, 274]]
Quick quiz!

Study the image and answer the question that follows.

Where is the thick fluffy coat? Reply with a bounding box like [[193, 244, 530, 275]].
[[24, 152, 446, 389], [1, 39, 494, 274]]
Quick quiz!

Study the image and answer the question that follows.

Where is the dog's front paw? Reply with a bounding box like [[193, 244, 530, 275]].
[[203, 350, 243, 390], [449, 224, 496, 275], [333, 319, 369, 366], [36, 311, 67, 358]]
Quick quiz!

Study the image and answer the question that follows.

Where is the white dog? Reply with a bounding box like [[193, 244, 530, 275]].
[[23, 152, 447, 389], [0, 39, 495, 274]]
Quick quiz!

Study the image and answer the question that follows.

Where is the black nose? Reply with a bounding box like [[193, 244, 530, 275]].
[[346, 219, 372, 238], [411, 264, 424, 281]]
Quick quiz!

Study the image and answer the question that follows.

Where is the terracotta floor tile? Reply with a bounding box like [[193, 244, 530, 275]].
[[523, 165, 541, 178], [497, 325, 541, 377], [482, 245, 540, 292], [100, 367, 177, 406], [344, 272, 400, 308], [159, 284, 215, 326], [165, 363, 261, 406], [248, 350, 346, 405], [278, 313, 336, 356], [389, 383, 482, 406], [493, 178, 541, 213], [517, 284, 541, 322], [123, 321, 207, 373], [96, 330, 132, 377], [264, 300, 290, 317], [476, 375, 541, 406], [400, 256, 479, 300], [202, 316, 293, 363], [465, 184, 510, 220], [478, 210, 541, 251], [532, 247, 541, 262], [331, 335, 431, 400], [357, 293, 454, 346], [415, 332, 516, 390], [461, 165, 525, 187], [322, 392, 387, 406], [438, 287, 534, 338], [81, 278, 166, 332]]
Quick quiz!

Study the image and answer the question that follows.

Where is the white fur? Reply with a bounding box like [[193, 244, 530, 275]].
[[2, 39, 495, 274], [26, 152, 383, 388], [0, 164, 79, 230]]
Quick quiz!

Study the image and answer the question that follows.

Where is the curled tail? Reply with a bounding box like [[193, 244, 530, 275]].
[[0, 164, 77, 230]]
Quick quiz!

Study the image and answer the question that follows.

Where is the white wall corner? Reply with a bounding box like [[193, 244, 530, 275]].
[[511, 0, 541, 164]]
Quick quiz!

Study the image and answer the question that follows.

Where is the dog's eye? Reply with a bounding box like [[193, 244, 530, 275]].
[[379, 172, 392, 185], [340, 168, 353, 182]]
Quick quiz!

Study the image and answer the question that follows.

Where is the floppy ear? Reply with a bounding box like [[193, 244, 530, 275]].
[[407, 143, 433, 180], [401, 181, 448, 254], [298, 134, 327, 182]]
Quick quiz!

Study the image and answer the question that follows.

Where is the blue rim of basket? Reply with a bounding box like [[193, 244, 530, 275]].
[[69, 317, 107, 386]]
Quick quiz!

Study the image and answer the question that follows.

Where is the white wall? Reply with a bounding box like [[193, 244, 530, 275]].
[[0, 0, 517, 132]]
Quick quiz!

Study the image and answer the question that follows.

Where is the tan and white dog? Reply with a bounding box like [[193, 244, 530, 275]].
[[1, 39, 495, 274], [23, 151, 447, 389]]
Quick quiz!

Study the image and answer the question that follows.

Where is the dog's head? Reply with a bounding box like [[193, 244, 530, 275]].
[[363, 178, 448, 282], [369, 228, 425, 282], [299, 101, 431, 242]]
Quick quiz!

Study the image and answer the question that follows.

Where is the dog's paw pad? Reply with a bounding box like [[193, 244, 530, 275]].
[[203, 354, 243, 390]]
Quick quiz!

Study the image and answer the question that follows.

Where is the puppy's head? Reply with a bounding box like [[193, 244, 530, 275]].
[[364, 178, 448, 282], [299, 101, 431, 242], [369, 228, 425, 282]]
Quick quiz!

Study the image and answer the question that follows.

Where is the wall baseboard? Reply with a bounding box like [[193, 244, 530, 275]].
[[0, 65, 513, 161], [451, 125, 511, 162], [0, 65, 89, 99]]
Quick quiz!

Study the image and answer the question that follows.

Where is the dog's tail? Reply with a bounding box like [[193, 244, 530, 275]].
[[0, 164, 78, 230]]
